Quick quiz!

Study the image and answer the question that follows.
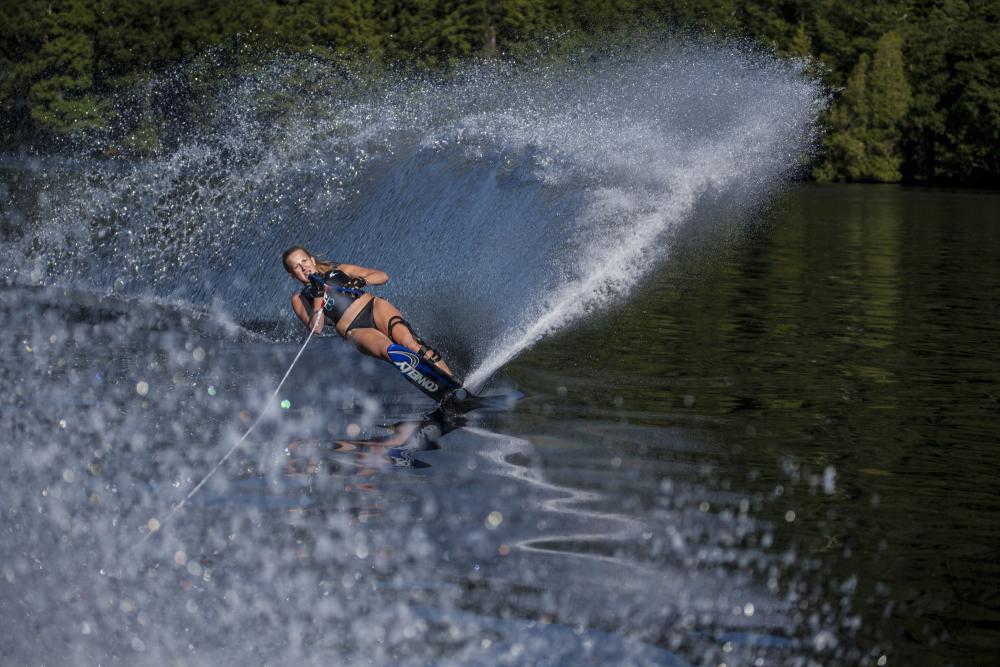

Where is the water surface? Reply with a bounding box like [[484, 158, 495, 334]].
[[505, 184, 1000, 665], [3, 184, 997, 666]]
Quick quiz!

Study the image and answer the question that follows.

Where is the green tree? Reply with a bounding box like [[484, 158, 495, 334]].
[[902, 0, 999, 185], [266, 0, 382, 59], [866, 30, 911, 181], [0, 0, 48, 145], [486, 0, 548, 55], [814, 52, 870, 182], [785, 20, 814, 59], [815, 30, 911, 182], [378, 0, 494, 67], [12, 0, 107, 140], [0, 0, 995, 185]]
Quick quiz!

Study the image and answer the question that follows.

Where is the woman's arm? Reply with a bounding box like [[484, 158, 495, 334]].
[[291, 293, 325, 333], [337, 263, 388, 286]]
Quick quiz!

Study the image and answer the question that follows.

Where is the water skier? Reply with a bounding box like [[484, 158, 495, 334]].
[[282, 245, 467, 406]]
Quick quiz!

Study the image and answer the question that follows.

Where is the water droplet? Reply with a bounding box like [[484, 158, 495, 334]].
[[823, 466, 837, 494]]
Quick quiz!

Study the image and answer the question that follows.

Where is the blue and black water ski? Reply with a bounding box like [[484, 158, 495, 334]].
[[387, 343, 464, 403], [386, 344, 521, 416]]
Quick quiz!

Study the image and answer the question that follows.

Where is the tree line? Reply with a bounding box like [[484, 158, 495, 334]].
[[1, 0, 997, 186]]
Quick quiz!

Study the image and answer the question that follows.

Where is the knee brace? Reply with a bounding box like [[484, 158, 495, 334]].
[[387, 316, 441, 363]]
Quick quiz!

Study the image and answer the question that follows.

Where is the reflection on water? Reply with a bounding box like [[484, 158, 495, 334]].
[[508, 184, 1000, 666]]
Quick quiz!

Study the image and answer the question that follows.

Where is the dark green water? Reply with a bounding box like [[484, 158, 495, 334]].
[[507, 185, 1000, 665]]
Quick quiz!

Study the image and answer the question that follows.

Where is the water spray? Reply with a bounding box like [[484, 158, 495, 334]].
[[139, 310, 322, 544]]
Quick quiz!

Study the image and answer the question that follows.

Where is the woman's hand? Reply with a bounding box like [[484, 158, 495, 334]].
[[304, 273, 327, 300], [291, 290, 325, 333], [344, 276, 367, 290], [337, 263, 388, 286]]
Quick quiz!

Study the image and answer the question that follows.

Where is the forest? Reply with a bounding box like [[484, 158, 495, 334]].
[[1, 0, 997, 186]]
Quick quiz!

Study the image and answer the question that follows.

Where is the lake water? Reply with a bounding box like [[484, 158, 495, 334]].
[[2, 182, 997, 666], [507, 184, 1000, 665]]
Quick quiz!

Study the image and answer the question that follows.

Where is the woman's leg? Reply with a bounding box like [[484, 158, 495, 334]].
[[371, 298, 454, 376], [348, 327, 460, 402], [346, 328, 393, 361]]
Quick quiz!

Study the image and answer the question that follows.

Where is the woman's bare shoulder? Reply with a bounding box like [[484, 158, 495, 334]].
[[333, 262, 367, 274]]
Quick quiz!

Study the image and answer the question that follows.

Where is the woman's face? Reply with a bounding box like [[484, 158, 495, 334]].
[[285, 249, 318, 284]]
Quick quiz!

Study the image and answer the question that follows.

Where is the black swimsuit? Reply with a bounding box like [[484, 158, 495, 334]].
[[300, 268, 377, 333], [345, 298, 377, 332]]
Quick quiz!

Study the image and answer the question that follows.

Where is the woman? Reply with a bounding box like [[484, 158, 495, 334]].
[[282, 245, 458, 387]]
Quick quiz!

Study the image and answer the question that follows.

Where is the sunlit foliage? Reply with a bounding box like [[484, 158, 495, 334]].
[[1, 0, 997, 185]]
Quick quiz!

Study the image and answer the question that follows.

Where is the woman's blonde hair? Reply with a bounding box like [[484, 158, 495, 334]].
[[282, 245, 335, 274]]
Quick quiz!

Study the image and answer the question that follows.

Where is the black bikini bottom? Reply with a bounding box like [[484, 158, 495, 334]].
[[345, 297, 377, 333]]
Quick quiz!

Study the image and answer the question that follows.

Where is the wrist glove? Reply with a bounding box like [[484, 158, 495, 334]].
[[345, 276, 367, 290], [305, 273, 327, 300]]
